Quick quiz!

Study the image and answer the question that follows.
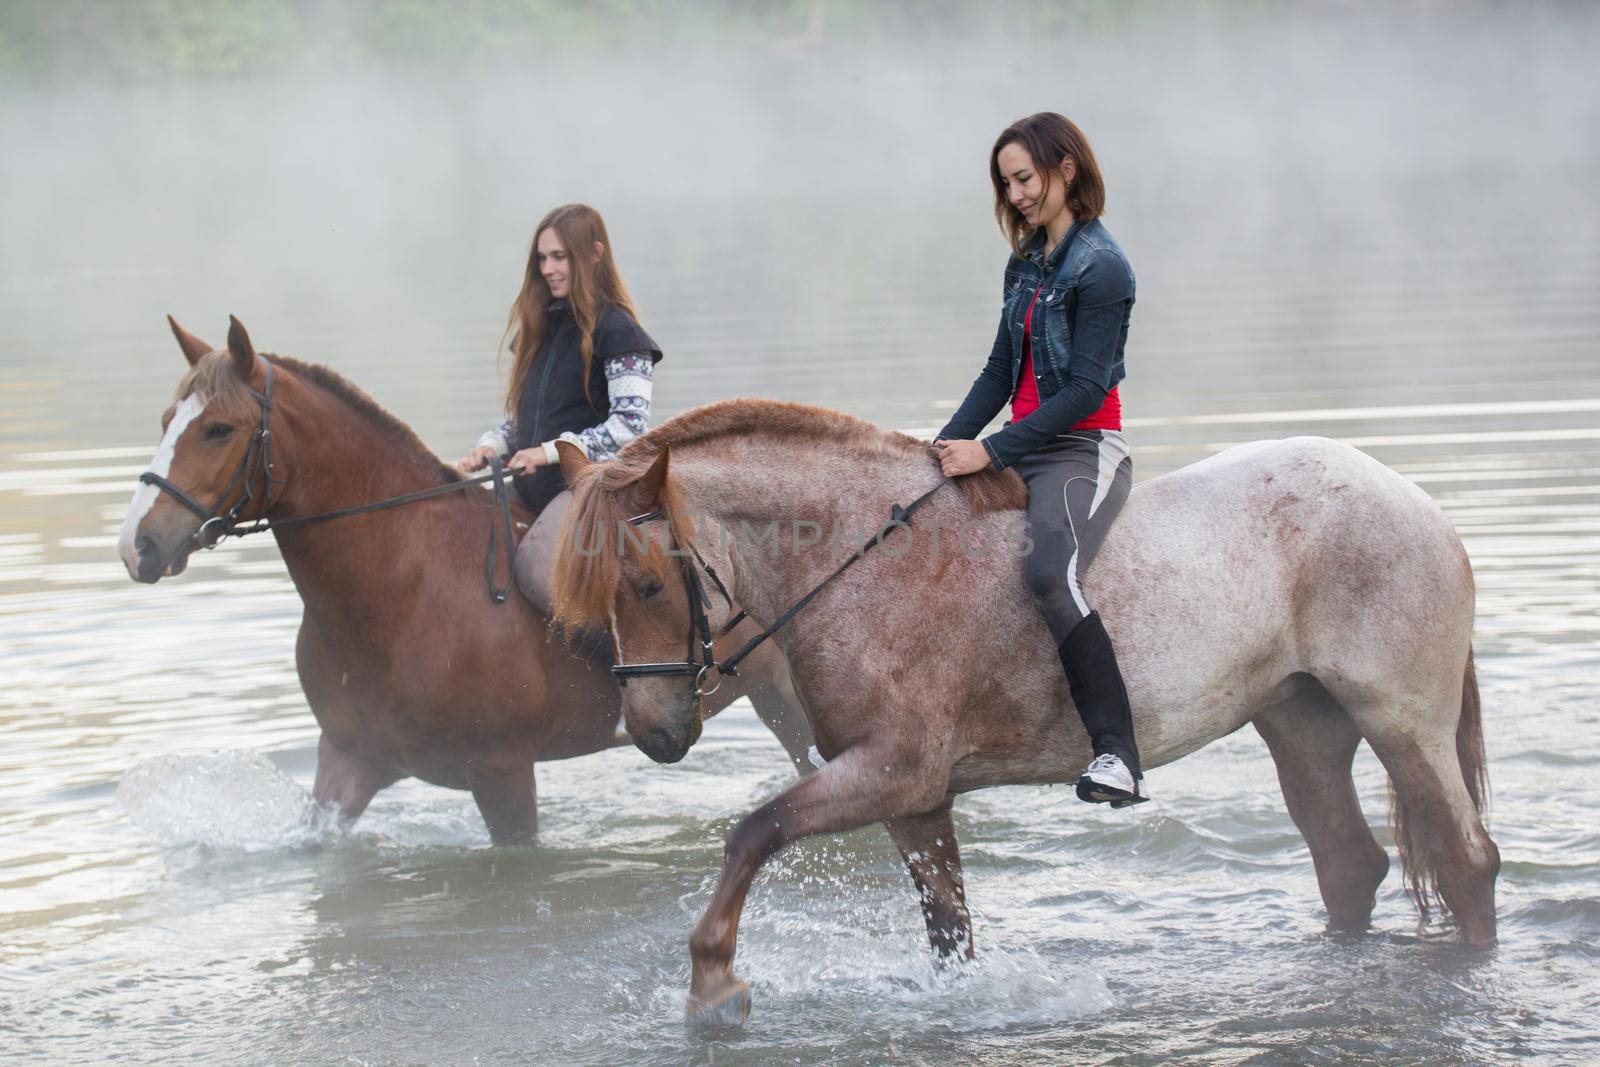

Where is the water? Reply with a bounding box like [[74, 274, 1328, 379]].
[[3, 7, 1599, 1063]]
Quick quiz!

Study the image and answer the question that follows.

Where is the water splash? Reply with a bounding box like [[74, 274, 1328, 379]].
[[116, 748, 337, 851], [705, 865, 1117, 1034]]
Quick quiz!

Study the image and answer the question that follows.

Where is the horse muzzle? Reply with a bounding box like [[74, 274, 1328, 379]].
[[122, 528, 197, 584], [627, 695, 705, 764]]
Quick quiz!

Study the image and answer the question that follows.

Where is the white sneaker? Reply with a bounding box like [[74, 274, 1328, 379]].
[[1076, 753, 1147, 805]]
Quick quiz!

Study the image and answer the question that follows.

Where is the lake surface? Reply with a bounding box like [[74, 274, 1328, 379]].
[[2, 8, 1598, 1064]]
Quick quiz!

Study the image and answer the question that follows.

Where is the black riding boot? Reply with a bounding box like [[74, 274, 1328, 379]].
[[1057, 611, 1146, 804]]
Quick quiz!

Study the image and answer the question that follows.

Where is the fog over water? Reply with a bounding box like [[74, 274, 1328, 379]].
[[6, 3, 1598, 434], [2, 4, 1598, 1063]]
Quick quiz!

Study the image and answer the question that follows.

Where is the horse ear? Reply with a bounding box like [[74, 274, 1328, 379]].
[[635, 445, 670, 507], [555, 439, 590, 483], [168, 315, 213, 366], [226, 315, 256, 374]]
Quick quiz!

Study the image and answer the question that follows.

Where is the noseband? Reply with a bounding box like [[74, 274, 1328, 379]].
[[610, 480, 946, 699]]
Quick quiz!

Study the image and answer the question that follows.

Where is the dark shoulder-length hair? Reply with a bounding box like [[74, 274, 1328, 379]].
[[989, 112, 1106, 255], [503, 203, 640, 414]]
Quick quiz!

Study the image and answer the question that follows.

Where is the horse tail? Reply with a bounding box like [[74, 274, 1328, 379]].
[[1454, 648, 1490, 814], [1388, 646, 1489, 921]]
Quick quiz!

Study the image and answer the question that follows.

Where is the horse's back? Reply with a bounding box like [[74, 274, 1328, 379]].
[[1073, 436, 1471, 759], [1142, 435, 1465, 596], [1105, 435, 1459, 577]]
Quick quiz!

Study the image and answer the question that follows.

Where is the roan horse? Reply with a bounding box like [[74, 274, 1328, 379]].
[[550, 397, 1499, 1025], [117, 317, 813, 841]]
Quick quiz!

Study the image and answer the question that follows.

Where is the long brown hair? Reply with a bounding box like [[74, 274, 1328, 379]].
[[989, 112, 1106, 255], [503, 203, 640, 413]]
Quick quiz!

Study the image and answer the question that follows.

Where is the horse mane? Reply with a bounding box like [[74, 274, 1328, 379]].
[[618, 397, 1024, 510], [175, 350, 463, 485], [551, 397, 1026, 627]]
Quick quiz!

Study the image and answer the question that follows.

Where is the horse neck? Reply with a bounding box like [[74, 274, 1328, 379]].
[[266, 370, 481, 609], [672, 441, 945, 627]]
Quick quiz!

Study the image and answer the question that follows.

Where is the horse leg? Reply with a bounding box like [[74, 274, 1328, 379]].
[[712, 617, 816, 774], [1254, 686, 1389, 930], [884, 802, 972, 959], [467, 762, 538, 845], [687, 742, 943, 1025], [1334, 682, 1499, 945], [311, 733, 394, 825], [745, 663, 817, 775]]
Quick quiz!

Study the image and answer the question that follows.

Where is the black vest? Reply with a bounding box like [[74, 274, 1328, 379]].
[[512, 300, 662, 510]]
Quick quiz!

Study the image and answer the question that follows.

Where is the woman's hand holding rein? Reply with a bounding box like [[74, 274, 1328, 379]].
[[456, 445, 499, 474], [505, 447, 549, 474], [456, 444, 547, 475]]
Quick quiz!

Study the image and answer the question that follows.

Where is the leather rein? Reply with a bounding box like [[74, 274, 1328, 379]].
[[612, 480, 946, 698], [136, 355, 521, 603]]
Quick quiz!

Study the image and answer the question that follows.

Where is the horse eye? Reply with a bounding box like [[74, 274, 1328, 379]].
[[204, 423, 235, 441], [635, 577, 664, 600]]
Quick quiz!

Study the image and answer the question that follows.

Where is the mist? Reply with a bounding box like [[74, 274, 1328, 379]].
[[2, 1, 1597, 448]]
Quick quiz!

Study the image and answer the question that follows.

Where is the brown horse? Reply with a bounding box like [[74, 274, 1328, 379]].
[[116, 317, 813, 842], [551, 398, 1499, 1025]]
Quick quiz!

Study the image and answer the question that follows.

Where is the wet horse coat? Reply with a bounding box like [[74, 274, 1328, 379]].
[[551, 398, 1498, 1024]]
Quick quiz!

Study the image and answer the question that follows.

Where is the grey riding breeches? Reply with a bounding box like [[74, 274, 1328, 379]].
[[514, 488, 573, 616], [1011, 429, 1132, 644]]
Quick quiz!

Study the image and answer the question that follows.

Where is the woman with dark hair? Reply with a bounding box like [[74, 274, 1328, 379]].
[[458, 203, 662, 619], [932, 112, 1146, 807]]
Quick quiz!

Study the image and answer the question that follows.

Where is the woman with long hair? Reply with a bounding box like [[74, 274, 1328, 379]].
[[459, 203, 661, 622], [932, 112, 1146, 807]]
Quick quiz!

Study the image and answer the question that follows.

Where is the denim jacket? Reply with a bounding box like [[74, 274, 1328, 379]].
[[936, 217, 1135, 470]]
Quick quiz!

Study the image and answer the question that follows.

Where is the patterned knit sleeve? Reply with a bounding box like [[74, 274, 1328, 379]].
[[476, 417, 513, 455], [551, 352, 654, 462]]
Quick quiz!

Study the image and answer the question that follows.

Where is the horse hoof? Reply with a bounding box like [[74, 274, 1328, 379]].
[[686, 977, 751, 1027]]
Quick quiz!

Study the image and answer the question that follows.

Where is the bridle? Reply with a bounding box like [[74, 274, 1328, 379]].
[[610, 508, 749, 699], [139, 356, 280, 552], [610, 480, 946, 700], [134, 354, 521, 602]]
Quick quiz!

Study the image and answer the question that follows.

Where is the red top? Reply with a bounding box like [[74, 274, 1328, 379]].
[[1011, 286, 1121, 430]]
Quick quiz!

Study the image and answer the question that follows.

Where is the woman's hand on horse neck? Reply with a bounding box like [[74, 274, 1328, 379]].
[[931, 439, 993, 477]]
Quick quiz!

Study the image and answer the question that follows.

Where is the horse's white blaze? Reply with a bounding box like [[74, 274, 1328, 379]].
[[117, 393, 206, 574], [607, 605, 624, 661]]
